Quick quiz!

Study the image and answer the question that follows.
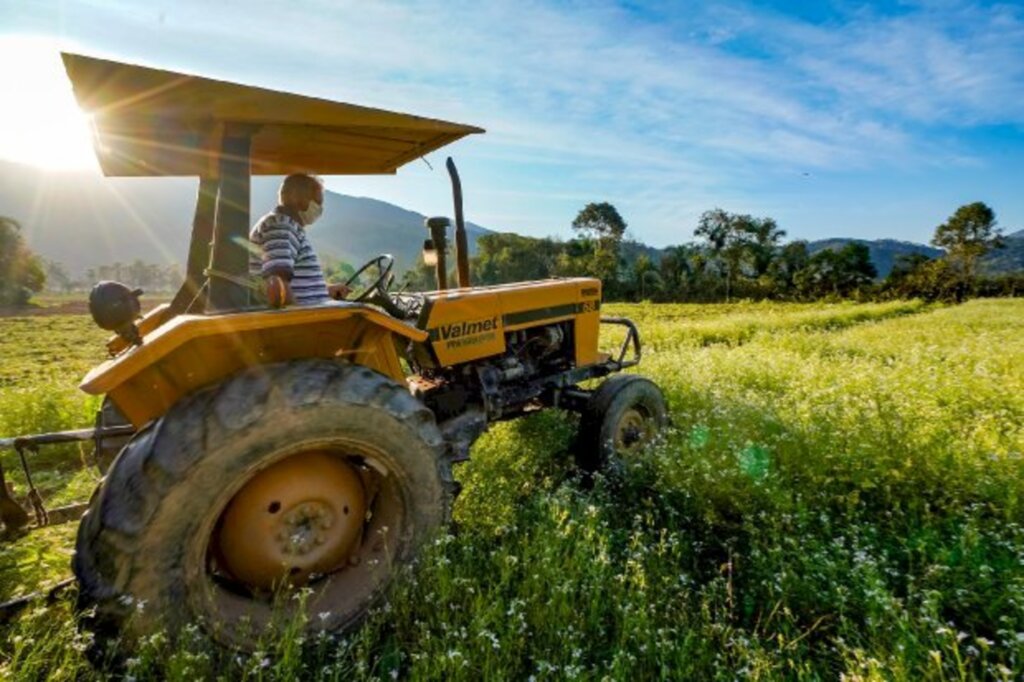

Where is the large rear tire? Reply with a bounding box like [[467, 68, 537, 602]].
[[73, 360, 455, 653], [574, 375, 668, 475]]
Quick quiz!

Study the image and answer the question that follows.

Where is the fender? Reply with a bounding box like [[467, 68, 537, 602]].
[[81, 304, 428, 428]]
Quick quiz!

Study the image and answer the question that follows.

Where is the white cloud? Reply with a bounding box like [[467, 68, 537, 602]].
[[3, 0, 1021, 243]]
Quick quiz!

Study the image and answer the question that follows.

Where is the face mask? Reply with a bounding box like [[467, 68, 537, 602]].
[[299, 199, 323, 226]]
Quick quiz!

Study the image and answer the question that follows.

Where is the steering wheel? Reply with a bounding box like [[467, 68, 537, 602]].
[[341, 254, 395, 302]]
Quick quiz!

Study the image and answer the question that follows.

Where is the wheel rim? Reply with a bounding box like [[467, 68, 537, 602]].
[[215, 451, 367, 589], [613, 406, 655, 453], [192, 439, 411, 645]]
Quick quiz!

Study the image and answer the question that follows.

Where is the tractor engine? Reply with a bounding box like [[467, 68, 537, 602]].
[[411, 322, 572, 422]]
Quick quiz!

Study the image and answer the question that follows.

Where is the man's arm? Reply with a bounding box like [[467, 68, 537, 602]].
[[259, 221, 300, 306]]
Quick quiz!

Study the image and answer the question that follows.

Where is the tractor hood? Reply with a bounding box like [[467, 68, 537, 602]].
[[61, 52, 484, 177]]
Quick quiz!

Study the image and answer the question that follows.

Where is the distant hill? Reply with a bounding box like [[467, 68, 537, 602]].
[[807, 238, 944, 278], [980, 229, 1024, 275], [620, 240, 666, 265], [806, 233, 1023, 278], [0, 160, 492, 275]]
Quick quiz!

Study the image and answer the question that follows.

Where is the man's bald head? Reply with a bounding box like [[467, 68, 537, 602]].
[[279, 174, 324, 209]]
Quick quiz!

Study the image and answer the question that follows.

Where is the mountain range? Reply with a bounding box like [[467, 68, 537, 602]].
[[1, 160, 1020, 280], [807, 239, 943, 277], [808, 233, 1023, 277], [981, 229, 1024, 274], [0, 160, 492, 275]]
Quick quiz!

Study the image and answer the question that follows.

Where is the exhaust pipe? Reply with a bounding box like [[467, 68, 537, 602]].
[[446, 157, 471, 288]]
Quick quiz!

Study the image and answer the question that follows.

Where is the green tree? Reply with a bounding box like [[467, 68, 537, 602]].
[[838, 242, 878, 287], [882, 256, 961, 302], [694, 208, 755, 301], [401, 260, 443, 291], [631, 254, 662, 300], [742, 216, 786, 277], [551, 237, 616, 283], [884, 252, 934, 296], [473, 233, 562, 285], [0, 216, 45, 306], [571, 203, 627, 294], [658, 245, 696, 297], [571, 202, 627, 242], [932, 202, 1003, 292], [767, 241, 810, 297], [795, 243, 876, 299]]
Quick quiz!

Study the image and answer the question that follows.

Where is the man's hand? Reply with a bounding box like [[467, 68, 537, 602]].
[[328, 283, 351, 300], [265, 274, 292, 308]]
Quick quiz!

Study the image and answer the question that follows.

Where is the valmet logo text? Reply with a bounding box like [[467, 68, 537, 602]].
[[435, 317, 500, 349]]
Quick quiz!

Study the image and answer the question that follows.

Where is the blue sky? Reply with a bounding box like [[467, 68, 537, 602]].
[[1, 0, 1022, 246]]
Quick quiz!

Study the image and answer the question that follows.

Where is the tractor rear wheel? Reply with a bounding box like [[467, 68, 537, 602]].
[[73, 360, 454, 653], [575, 375, 667, 475]]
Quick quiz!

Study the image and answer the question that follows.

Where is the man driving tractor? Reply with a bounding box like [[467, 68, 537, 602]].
[[0, 53, 665, 659], [249, 173, 350, 305]]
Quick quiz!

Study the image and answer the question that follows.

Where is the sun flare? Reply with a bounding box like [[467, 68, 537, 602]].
[[0, 36, 99, 171]]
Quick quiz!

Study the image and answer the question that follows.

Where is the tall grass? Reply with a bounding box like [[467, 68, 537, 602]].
[[1, 300, 1022, 680]]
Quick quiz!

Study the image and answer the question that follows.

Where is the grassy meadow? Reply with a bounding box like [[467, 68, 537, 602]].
[[1, 298, 1023, 680]]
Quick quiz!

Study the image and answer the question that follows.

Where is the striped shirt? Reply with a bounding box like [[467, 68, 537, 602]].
[[249, 207, 330, 306]]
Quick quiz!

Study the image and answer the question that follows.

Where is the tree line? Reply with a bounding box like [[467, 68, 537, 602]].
[[449, 200, 1017, 303], [1, 216, 184, 305], [3, 200, 1018, 308], [37, 260, 184, 294]]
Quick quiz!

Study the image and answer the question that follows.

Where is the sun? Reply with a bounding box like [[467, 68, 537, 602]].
[[0, 35, 99, 171]]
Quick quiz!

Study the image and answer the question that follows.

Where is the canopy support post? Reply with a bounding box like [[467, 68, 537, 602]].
[[170, 175, 219, 314], [207, 131, 253, 311]]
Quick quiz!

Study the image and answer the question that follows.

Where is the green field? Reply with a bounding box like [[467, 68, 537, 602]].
[[1, 299, 1022, 680]]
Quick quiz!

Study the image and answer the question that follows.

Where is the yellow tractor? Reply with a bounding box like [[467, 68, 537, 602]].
[[0, 54, 666, 652]]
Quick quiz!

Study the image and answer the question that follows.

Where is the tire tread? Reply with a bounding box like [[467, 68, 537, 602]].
[[74, 359, 454, 652]]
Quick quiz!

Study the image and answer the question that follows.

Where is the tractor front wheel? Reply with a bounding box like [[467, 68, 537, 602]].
[[73, 360, 455, 653], [575, 375, 667, 475]]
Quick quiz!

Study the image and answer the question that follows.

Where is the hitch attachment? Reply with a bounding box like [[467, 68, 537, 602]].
[[0, 459, 29, 532], [0, 425, 136, 535]]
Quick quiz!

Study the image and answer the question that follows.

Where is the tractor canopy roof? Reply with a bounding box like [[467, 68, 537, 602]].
[[61, 52, 484, 177]]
